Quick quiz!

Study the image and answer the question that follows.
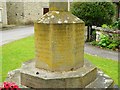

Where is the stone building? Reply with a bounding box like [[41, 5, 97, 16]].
[[0, 1, 7, 29], [0, 0, 119, 27], [6, 1, 49, 25]]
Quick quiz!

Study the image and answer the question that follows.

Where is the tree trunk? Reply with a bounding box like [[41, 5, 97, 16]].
[[86, 26, 91, 42], [86, 26, 96, 42]]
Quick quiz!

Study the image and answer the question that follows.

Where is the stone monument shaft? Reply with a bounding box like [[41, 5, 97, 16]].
[[20, 0, 114, 88], [34, 0, 85, 71], [49, 0, 68, 11]]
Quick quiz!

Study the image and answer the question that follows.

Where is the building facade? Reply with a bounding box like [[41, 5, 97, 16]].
[[6, 1, 49, 25], [0, 1, 7, 28], [0, 0, 119, 27]]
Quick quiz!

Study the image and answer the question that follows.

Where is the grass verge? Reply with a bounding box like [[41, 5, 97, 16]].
[[1, 35, 119, 86], [84, 54, 118, 86], [1, 36, 35, 82]]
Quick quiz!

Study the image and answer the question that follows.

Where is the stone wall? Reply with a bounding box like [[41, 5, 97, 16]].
[[0, 1, 7, 29], [6, 2, 24, 25], [23, 2, 49, 25], [92, 26, 120, 41], [7, 2, 49, 25], [0, 8, 2, 29]]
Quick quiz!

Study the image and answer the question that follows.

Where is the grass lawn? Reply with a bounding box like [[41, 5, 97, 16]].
[[84, 54, 118, 86], [1, 35, 119, 86]]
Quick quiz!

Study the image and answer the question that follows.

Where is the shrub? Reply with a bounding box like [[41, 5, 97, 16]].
[[90, 41, 98, 46], [102, 18, 120, 30], [71, 2, 116, 26], [107, 41, 119, 49], [102, 24, 112, 29], [71, 2, 115, 41], [112, 18, 120, 30], [98, 34, 111, 47], [91, 33, 120, 50]]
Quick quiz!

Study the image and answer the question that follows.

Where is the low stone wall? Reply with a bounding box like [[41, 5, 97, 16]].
[[92, 26, 120, 41]]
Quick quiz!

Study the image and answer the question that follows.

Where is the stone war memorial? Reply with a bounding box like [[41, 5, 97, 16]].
[[6, 0, 114, 88]]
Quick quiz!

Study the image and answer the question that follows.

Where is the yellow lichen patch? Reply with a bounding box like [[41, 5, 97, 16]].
[[34, 22, 85, 71]]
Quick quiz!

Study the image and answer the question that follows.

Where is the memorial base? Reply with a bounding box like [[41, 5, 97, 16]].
[[6, 59, 114, 88]]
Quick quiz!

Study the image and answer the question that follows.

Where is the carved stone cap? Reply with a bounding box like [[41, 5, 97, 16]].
[[36, 11, 84, 24]]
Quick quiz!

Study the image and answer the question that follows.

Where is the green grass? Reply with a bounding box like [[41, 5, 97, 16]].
[[84, 54, 118, 86], [1, 36, 35, 82], [0, 35, 119, 86]]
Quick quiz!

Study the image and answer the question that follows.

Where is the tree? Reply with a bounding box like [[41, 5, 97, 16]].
[[71, 2, 116, 41]]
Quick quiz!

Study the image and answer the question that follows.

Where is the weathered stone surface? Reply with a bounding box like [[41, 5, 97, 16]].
[[6, 69, 27, 88], [6, 60, 114, 88], [36, 11, 84, 24], [86, 70, 114, 88], [49, 0, 68, 11], [6, 2, 49, 25], [35, 24, 85, 71], [34, 11, 85, 71], [4, 1, 115, 89], [21, 59, 97, 88], [0, 2, 7, 26]]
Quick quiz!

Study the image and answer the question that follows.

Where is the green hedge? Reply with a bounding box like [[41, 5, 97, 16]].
[[71, 2, 116, 26]]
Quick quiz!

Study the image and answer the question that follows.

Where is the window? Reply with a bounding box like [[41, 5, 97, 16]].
[[0, 9, 2, 22], [43, 8, 49, 14]]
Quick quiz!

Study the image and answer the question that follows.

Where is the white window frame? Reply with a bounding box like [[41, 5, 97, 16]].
[[42, 8, 43, 15], [0, 8, 2, 23]]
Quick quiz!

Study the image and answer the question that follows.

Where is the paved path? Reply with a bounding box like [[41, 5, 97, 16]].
[[0, 26, 34, 46], [0, 26, 118, 61], [84, 43, 119, 61]]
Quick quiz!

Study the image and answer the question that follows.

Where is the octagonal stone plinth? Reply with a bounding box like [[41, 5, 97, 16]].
[[34, 11, 85, 72], [20, 59, 97, 88], [5, 59, 114, 88]]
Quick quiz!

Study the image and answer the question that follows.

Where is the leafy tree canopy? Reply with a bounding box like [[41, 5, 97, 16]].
[[71, 2, 116, 26]]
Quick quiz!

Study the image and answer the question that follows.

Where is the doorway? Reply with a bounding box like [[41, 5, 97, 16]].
[[43, 8, 49, 14]]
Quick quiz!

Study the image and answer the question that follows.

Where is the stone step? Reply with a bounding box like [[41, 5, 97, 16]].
[[6, 69, 114, 89], [86, 70, 114, 88], [6, 60, 114, 88], [20, 59, 97, 88]]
